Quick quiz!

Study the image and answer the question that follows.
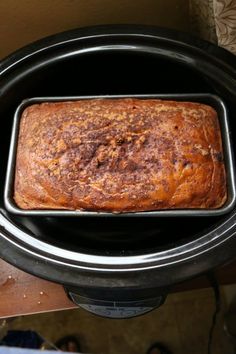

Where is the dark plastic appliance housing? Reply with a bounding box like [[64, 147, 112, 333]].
[[1, 25, 236, 316]]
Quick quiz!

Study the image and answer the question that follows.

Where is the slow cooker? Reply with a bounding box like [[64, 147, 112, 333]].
[[1, 25, 236, 318]]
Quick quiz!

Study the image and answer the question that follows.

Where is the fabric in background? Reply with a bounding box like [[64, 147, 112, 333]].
[[190, 0, 236, 54], [0, 331, 43, 349], [214, 0, 236, 54]]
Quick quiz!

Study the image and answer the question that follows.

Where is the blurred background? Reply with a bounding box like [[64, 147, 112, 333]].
[[0, 0, 189, 59]]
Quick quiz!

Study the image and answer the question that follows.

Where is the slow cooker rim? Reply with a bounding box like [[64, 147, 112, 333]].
[[1, 211, 236, 272], [1, 220, 236, 290], [1, 24, 236, 77]]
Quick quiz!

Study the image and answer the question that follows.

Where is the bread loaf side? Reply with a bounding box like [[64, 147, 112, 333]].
[[14, 99, 227, 212]]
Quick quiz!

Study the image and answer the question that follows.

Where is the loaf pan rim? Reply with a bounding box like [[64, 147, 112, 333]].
[[4, 93, 236, 217]]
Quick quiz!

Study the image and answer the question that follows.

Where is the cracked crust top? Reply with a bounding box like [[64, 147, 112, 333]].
[[14, 98, 227, 212]]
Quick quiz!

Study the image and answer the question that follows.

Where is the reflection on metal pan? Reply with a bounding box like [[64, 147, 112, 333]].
[[4, 93, 236, 217]]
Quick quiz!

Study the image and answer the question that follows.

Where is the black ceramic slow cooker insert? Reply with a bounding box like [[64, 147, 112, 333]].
[[1, 25, 236, 318]]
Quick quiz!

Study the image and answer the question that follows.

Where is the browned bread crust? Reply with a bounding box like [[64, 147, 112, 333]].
[[14, 99, 227, 212]]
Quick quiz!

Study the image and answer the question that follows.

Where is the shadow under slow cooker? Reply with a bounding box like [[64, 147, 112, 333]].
[[0, 49, 234, 256]]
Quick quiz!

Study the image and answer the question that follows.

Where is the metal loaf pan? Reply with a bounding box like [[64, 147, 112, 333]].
[[4, 94, 236, 217]]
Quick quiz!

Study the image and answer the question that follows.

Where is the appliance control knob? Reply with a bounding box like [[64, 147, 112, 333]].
[[66, 290, 166, 319]]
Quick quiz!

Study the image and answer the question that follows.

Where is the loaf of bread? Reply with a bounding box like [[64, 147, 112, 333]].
[[14, 98, 227, 212]]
